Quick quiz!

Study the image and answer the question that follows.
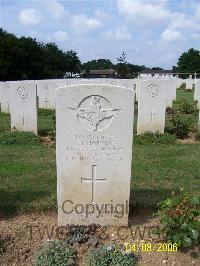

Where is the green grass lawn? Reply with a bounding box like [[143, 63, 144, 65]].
[[0, 90, 199, 216], [0, 110, 55, 135], [0, 143, 56, 215], [176, 87, 195, 104], [0, 140, 199, 216], [131, 143, 200, 209]]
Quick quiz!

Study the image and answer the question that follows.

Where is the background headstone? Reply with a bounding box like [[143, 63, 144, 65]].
[[194, 80, 200, 108], [9, 82, 38, 134], [36, 80, 56, 109], [137, 80, 166, 134], [0, 82, 10, 113], [165, 80, 177, 108], [185, 78, 193, 90]]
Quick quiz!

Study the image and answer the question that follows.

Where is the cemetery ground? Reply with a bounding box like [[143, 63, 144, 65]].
[[0, 89, 199, 265]]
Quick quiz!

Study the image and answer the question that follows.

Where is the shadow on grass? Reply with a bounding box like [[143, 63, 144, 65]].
[[128, 188, 180, 225], [38, 128, 52, 136], [0, 189, 50, 218]]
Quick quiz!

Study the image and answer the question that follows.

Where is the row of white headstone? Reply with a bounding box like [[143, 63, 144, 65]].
[[0, 78, 200, 136], [0, 77, 198, 112], [0, 80, 200, 226]]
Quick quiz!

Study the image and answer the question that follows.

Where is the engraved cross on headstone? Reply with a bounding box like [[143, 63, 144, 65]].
[[44, 98, 49, 107], [148, 110, 156, 122], [81, 165, 106, 203]]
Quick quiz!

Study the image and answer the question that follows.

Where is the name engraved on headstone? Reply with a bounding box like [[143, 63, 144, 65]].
[[65, 134, 123, 161]]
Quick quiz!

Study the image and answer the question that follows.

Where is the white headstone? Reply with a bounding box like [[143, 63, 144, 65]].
[[61, 79, 138, 99], [176, 78, 183, 89], [9, 82, 38, 135], [54, 79, 69, 88], [194, 80, 200, 108], [165, 80, 177, 108], [0, 82, 10, 113], [185, 78, 193, 90], [56, 84, 134, 226], [137, 80, 166, 134], [36, 80, 56, 109]]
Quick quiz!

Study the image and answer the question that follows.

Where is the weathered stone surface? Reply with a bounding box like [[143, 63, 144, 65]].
[[56, 84, 134, 226]]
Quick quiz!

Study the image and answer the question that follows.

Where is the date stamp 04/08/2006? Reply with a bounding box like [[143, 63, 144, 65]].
[[122, 242, 178, 253]]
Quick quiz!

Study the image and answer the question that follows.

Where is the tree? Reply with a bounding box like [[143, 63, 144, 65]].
[[0, 28, 20, 80], [64, 50, 81, 76], [127, 63, 145, 77], [43, 43, 66, 78], [177, 48, 200, 74], [151, 67, 163, 71], [116, 52, 129, 78], [0, 28, 82, 80], [82, 59, 113, 73], [18, 36, 45, 79]]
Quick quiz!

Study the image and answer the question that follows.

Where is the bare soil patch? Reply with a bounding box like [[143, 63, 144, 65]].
[[40, 136, 55, 145], [0, 212, 199, 265], [177, 134, 199, 144]]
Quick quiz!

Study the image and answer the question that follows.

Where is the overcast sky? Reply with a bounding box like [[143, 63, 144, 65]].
[[1, 0, 200, 68]]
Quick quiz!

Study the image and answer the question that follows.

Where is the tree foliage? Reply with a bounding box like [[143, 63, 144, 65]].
[[115, 52, 129, 78], [0, 28, 81, 81], [82, 59, 113, 73], [177, 48, 200, 74]]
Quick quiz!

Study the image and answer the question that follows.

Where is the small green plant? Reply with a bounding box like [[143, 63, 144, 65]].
[[49, 112, 56, 139], [34, 240, 76, 266], [155, 193, 200, 248], [0, 131, 40, 145], [165, 113, 193, 138], [84, 244, 138, 266], [134, 132, 177, 145], [178, 99, 198, 114], [64, 224, 101, 247], [0, 112, 8, 117], [48, 113, 56, 140], [166, 106, 174, 115]]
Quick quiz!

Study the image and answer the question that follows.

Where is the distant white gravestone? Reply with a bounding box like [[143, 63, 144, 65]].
[[56, 84, 134, 226], [137, 80, 166, 134], [165, 80, 177, 108], [9, 82, 38, 135], [36, 80, 56, 109], [185, 78, 193, 90], [0, 82, 10, 113]]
